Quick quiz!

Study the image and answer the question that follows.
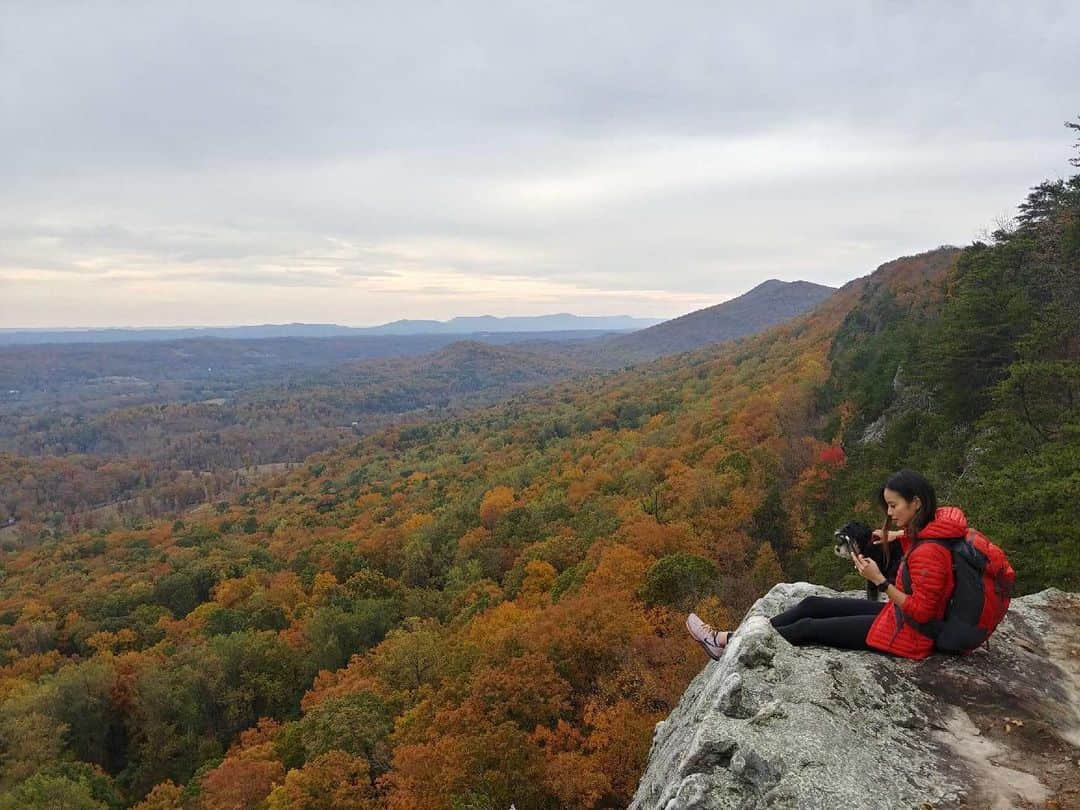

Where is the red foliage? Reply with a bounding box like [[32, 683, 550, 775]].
[[815, 444, 846, 466]]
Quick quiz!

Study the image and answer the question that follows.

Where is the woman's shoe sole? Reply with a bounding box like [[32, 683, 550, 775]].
[[695, 638, 723, 661]]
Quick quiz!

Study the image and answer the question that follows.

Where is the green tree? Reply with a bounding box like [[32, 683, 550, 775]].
[[0, 762, 122, 810], [298, 692, 393, 769], [639, 553, 718, 609], [0, 773, 108, 810]]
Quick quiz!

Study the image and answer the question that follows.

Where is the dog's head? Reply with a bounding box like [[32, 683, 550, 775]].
[[833, 521, 874, 559]]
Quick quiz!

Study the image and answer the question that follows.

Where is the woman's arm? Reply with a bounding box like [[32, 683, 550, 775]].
[[851, 552, 907, 606], [872, 528, 904, 545], [897, 545, 952, 623], [881, 580, 907, 607]]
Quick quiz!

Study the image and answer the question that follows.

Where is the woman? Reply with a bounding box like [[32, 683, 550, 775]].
[[686, 469, 960, 661]]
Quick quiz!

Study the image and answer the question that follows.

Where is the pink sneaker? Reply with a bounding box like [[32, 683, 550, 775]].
[[686, 613, 730, 660]]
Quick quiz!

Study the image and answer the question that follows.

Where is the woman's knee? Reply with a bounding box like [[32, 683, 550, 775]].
[[798, 596, 828, 615], [775, 618, 811, 644]]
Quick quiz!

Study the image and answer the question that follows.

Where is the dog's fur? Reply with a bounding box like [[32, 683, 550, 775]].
[[833, 521, 902, 601]]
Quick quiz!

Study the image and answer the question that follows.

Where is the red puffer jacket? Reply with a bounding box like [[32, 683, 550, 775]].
[[865, 506, 965, 659]]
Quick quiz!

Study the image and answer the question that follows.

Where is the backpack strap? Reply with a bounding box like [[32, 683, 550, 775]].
[[893, 537, 962, 640]]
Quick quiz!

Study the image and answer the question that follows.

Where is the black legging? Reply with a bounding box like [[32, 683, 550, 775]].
[[770, 596, 884, 650]]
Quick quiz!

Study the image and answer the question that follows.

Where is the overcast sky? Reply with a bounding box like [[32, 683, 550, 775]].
[[2, 1, 1077, 327]]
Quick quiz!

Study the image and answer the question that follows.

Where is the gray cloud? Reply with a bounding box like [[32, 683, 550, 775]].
[[171, 269, 351, 288], [2, 1, 1078, 326]]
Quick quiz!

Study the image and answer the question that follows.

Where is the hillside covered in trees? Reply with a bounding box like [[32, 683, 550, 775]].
[[0, 153, 1076, 807], [0, 280, 831, 539], [584, 278, 836, 366], [0, 342, 591, 534]]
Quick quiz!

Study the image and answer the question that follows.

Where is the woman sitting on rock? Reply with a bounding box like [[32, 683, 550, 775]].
[[686, 469, 959, 661]]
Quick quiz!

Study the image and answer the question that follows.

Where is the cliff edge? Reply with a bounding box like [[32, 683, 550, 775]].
[[630, 583, 1080, 809]]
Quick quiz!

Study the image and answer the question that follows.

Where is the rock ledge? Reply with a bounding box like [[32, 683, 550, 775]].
[[630, 583, 1080, 809]]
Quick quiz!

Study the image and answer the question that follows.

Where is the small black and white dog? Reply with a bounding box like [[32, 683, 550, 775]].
[[833, 521, 901, 601]]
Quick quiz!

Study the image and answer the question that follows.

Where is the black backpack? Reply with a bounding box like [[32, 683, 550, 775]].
[[897, 530, 1015, 654]]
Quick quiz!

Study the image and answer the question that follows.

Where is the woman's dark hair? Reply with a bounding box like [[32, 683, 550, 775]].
[[878, 469, 938, 532]]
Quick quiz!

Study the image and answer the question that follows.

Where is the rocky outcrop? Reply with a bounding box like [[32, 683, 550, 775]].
[[857, 363, 934, 446], [631, 583, 1080, 809]]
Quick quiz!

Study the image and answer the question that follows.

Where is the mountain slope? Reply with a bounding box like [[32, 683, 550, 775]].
[[583, 279, 837, 366]]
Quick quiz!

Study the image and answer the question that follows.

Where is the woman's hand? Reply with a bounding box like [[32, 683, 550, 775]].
[[851, 551, 884, 584], [872, 529, 902, 545]]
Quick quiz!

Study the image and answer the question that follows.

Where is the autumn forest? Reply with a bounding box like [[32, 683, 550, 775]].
[[0, 154, 1077, 808]]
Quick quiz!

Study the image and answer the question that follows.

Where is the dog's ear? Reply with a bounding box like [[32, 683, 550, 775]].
[[846, 521, 873, 545]]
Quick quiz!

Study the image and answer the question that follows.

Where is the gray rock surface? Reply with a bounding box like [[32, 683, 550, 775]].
[[630, 582, 1080, 809], [857, 364, 935, 446]]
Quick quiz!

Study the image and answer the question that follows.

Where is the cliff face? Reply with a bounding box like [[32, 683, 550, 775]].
[[631, 583, 1080, 810]]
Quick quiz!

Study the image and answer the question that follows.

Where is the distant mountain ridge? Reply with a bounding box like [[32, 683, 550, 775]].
[[359, 313, 663, 335], [0, 314, 663, 345], [583, 278, 838, 366]]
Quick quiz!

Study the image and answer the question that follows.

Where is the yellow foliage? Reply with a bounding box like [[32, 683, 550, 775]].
[[355, 492, 382, 510], [266, 751, 377, 809], [461, 601, 529, 661], [266, 571, 306, 614], [311, 571, 339, 605], [616, 516, 692, 558], [17, 599, 54, 623], [132, 781, 184, 810], [583, 698, 657, 802], [401, 512, 434, 533], [519, 560, 557, 607], [86, 628, 137, 655], [479, 486, 516, 528], [213, 573, 263, 608], [456, 526, 491, 558], [583, 544, 650, 596]]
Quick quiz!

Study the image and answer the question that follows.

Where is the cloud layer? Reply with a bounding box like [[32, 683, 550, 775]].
[[2, 1, 1077, 326]]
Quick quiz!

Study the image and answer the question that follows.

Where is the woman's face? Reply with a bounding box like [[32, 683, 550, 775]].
[[882, 488, 921, 529]]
